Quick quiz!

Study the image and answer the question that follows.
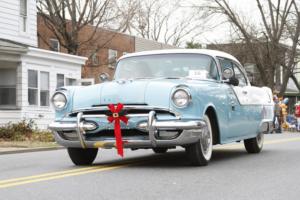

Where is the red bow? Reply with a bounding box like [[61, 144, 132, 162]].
[[107, 103, 128, 157]]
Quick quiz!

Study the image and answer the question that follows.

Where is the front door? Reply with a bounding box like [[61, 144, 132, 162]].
[[219, 57, 253, 138]]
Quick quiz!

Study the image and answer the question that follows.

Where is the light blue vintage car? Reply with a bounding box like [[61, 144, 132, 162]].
[[49, 49, 274, 166]]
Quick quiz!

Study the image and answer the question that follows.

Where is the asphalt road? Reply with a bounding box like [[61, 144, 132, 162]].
[[1, 133, 300, 200]]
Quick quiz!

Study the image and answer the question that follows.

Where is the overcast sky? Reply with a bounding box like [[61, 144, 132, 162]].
[[179, 0, 261, 44]]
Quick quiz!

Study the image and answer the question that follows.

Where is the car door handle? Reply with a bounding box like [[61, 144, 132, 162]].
[[230, 100, 236, 111], [242, 90, 248, 95]]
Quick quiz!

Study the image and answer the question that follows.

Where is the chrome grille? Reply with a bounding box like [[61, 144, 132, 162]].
[[69, 105, 179, 117]]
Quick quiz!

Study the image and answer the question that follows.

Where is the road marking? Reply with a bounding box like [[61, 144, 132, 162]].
[[0, 159, 154, 189], [215, 136, 300, 150], [0, 164, 129, 189], [0, 165, 107, 184], [1, 136, 300, 188]]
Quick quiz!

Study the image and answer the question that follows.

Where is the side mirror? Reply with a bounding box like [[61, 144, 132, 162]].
[[222, 68, 239, 86], [228, 77, 239, 86], [99, 73, 110, 82], [222, 68, 234, 79]]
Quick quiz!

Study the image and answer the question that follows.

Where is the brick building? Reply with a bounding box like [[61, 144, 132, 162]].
[[37, 15, 176, 85]]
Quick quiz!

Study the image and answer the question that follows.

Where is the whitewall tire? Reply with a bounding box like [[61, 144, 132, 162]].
[[185, 115, 213, 166]]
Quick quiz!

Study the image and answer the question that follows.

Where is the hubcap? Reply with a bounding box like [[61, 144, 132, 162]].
[[200, 116, 213, 160], [256, 132, 264, 149]]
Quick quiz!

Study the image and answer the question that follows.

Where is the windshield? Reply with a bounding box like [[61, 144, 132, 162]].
[[114, 53, 219, 80]]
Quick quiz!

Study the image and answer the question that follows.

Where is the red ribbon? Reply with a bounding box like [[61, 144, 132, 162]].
[[107, 103, 128, 157]]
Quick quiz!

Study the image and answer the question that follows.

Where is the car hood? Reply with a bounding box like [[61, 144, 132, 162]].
[[72, 79, 188, 110]]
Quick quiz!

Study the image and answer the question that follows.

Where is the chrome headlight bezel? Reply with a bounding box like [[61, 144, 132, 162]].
[[171, 87, 192, 108], [51, 91, 68, 110]]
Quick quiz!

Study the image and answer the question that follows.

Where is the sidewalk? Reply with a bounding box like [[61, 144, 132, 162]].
[[0, 141, 63, 155]]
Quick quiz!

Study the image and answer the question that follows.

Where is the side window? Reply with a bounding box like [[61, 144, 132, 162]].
[[232, 63, 247, 87], [209, 60, 219, 80], [218, 58, 232, 70]]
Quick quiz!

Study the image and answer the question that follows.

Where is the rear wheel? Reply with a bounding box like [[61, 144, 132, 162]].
[[244, 132, 264, 153], [185, 115, 213, 166], [152, 147, 168, 154], [67, 148, 98, 165]]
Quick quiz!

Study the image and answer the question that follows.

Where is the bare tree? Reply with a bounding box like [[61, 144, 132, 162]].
[[37, 0, 133, 55], [127, 0, 211, 46], [205, 0, 300, 95]]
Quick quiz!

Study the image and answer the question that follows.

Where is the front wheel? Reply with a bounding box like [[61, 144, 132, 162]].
[[244, 132, 264, 153], [185, 115, 213, 166], [67, 148, 98, 165]]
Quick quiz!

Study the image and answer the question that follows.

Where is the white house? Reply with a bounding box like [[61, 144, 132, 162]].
[[0, 0, 87, 129]]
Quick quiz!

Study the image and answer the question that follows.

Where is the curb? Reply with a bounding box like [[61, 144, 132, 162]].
[[0, 146, 65, 155]]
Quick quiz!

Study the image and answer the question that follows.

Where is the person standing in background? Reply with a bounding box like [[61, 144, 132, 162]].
[[273, 96, 282, 133], [280, 98, 289, 132], [295, 102, 300, 131]]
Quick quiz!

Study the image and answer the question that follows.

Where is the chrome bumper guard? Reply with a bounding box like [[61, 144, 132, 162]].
[[49, 111, 206, 148]]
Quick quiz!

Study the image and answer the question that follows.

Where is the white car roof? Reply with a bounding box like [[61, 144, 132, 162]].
[[120, 49, 241, 64]]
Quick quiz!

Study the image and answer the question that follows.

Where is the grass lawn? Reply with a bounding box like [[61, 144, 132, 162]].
[[0, 141, 59, 148]]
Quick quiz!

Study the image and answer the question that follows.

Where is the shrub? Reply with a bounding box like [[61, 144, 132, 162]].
[[0, 120, 54, 142]]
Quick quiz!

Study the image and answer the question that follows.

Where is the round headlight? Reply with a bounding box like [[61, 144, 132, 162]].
[[172, 88, 191, 108], [52, 92, 67, 110]]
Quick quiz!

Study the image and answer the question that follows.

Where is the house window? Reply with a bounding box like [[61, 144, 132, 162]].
[[40, 72, 49, 106], [49, 39, 60, 52], [0, 69, 16, 106], [91, 53, 100, 66], [66, 78, 77, 86], [81, 82, 92, 86], [108, 49, 117, 68], [57, 74, 64, 88], [20, 0, 27, 32], [28, 70, 38, 105], [80, 79, 94, 86]]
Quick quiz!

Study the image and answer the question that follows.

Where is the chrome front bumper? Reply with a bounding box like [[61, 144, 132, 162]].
[[49, 111, 206, 149]]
